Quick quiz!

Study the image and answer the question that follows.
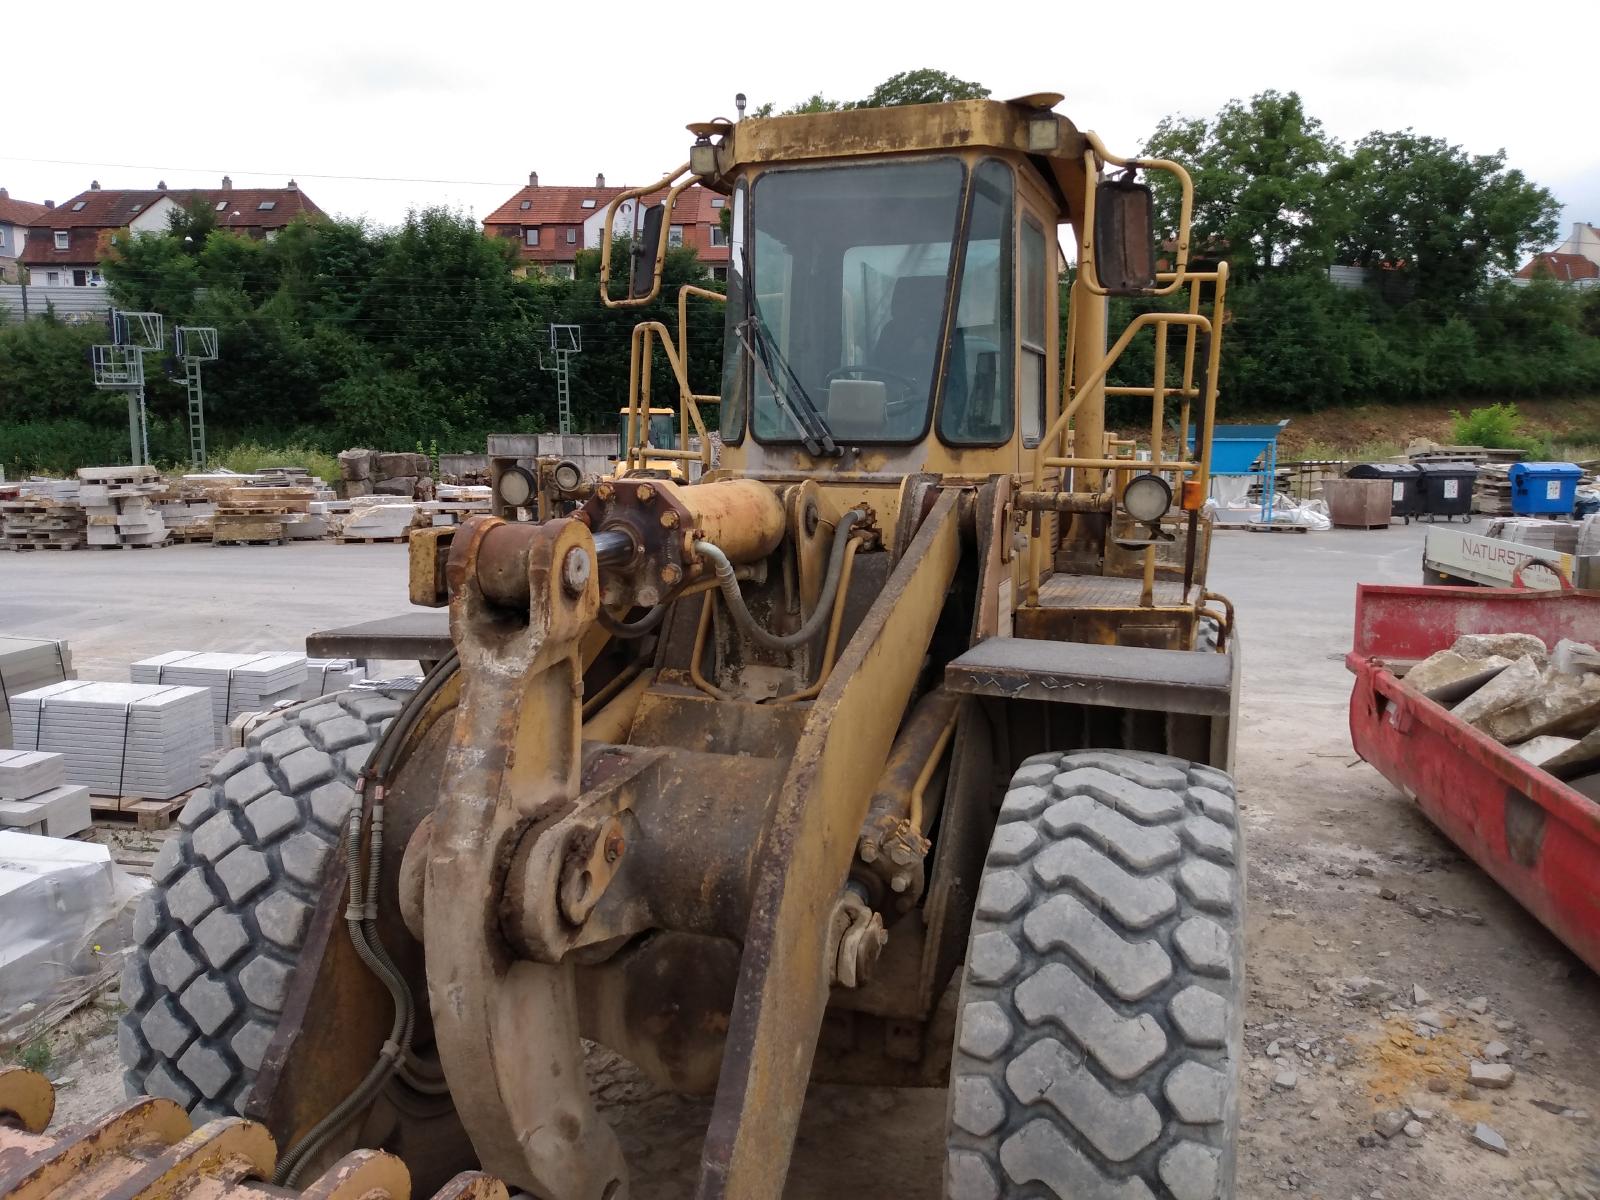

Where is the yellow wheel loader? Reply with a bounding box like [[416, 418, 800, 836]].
[[3, 94, 1243, 1200]]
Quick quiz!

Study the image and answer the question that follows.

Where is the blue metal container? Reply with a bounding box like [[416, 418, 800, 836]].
[[1508, 462, 1583, 516]]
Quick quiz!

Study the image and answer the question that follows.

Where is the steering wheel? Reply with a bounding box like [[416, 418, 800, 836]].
[[824, 364, 922, 414]]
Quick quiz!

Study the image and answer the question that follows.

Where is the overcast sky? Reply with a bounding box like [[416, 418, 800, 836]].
[[4, 0, 1593, 251]]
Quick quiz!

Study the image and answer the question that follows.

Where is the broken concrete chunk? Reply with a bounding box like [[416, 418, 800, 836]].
[[1404, 651, 1513, 699], [1411, 984, 1431, 1005], [1540, 725, 1600, 779], [1483, 1041, 1509, 1060], [1477, 669, 1600, 743], [1469, 1061, 1515, 1089], [1471, 1122, 1509, 1155], [1552, 638, 1600, 676], [1510, 736, 1581, 767], [1374, 1110, 1407, 1138], [1452, 657, 1545, 725], [1453, 633, 1548, 663], [1463, 995, 1490, 1014]]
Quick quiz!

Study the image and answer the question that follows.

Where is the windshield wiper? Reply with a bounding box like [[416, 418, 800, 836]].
[[737, 238, 838, 457], [736, 318, 838, 457]]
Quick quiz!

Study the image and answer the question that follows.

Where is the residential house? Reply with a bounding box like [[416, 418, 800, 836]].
[[482, 172, 730, 280], [1514, 222, 1600, 289], [0, 188, 49, 282], [20, 178, 324, 287]]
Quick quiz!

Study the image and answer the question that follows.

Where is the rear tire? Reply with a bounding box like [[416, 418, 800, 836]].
[[118, 691, 401, 1121], [945, 749, 1244, 1200]]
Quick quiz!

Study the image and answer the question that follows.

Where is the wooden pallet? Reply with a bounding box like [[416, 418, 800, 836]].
[[333, 534, 409, 544], [214, 536, 286, 546], [90, 793, 185, 829], [1245, 523, 1311, 533]]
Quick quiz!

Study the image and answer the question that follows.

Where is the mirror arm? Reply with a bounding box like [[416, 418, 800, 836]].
[[599, 163, 692, 309]]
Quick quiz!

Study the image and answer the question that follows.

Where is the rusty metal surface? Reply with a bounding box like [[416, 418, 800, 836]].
[[0, 1067, 53, 1134], [425, 514, 624, 1198], [695, 487, 963, 1200], [944, 636, 1233, 716], [409, 527, 455, 608], [304, 612, 453, 664], [0, 1077, 505, 1199]]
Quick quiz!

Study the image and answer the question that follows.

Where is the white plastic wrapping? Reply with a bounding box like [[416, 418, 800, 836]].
[[0, 832, 147, 1042]]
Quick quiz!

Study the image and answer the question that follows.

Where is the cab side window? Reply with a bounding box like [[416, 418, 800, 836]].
[[939, 160, 1014, 445], [1019, 216, 1048, 447]]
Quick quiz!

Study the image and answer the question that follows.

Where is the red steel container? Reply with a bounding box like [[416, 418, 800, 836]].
[[1347, 583, 1600, 974]]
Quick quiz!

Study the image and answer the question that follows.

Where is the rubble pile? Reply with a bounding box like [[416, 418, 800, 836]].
[[1404, 632, 1600, 797]]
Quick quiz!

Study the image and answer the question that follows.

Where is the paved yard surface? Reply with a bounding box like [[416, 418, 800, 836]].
[[4, 520, 1596, 1197]]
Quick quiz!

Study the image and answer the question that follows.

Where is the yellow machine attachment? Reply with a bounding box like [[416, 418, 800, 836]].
[[110, 93, 1246, 1200]]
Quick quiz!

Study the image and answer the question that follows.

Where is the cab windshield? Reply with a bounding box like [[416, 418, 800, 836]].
[[722, 158, 965, 446]]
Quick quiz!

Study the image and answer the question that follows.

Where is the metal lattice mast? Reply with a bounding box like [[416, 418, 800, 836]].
[[541, 325, 582, 434], [92, 310, 164, 464], [175, 327, 219, 466]]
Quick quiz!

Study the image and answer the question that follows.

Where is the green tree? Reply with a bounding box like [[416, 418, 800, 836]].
[[1333, 130, 1560, 305], [1144, 90, 1343, 271], [859, 68, 989, 107]]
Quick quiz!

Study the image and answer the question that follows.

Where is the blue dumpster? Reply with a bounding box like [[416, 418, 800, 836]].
[[1509, 462, 1583, 516]]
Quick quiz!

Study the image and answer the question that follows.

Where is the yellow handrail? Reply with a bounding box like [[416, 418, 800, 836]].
[[622, 281, 727, 473], [598, 163, 692, 309], [1077, 131, 1196, 299]]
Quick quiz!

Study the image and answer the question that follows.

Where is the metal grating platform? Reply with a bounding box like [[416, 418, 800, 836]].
[[1034, 573, 1200, 610]]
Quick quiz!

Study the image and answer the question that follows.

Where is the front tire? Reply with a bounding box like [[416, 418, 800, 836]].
[[118, 691, 401, 1121], [945, 749, 1244, 1200]]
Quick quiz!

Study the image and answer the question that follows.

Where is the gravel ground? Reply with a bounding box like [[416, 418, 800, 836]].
[[5, 521, 1597, 1196]]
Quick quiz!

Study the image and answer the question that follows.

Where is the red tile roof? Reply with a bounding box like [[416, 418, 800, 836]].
[[0, 193, 49, 226], [1517, 252, 1599, 282], [19, 185, 325, 266], [484, 184, 628, 227], [484, 180, 729, 265]]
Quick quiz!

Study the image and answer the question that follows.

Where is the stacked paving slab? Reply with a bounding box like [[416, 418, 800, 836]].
[[78, 466, 168, 548], [303, 658, 366, 698], [10, 681, 215, 800], [0, 479, 86, 551], [0, 637, 74, 748], [0, 749, 90, 837], [131, 651, 307, 741], [212, 486, 316, 546]]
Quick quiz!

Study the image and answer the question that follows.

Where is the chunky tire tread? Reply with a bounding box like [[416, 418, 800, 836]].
[[118, 692, 399, 1121], [946, 750, 1244, 1200]]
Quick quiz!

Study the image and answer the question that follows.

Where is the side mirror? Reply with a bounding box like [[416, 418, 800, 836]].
[[1093, 176, 1157, 294], [631, 204, 666, 299]]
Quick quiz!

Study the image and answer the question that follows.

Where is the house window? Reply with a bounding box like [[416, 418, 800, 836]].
[[546, 263, 574, 280], [0, 228, 6, 249], [520, 199, 531, 210], [711, 196, 725, 208], [71, 200, 87, 211], [72, 270, 88, 286], [46, 271, 60, 285], [257, 200, 276, 211], [566, 227, 577, 245], [668, 225, 684, 247], [581, 199, 597, 208], [525, 228, 540, 246], [215, 201, 228, 211], [53, 231, 69, 250], [710, 265, 728, 282], [710, 226, 727, 247]]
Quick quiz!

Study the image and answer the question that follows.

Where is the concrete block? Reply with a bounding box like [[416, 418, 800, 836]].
[[1451, 656, 1545, 725], [1552, 639, 1600, 676], [337, 449, 374, 481], [1405, 651, 1512, 700], [1476, 670, 1600, 743], [1510, 735, 1581, 767], [1541, 726, 1600, 779], [1453, 633, 1548, 664]]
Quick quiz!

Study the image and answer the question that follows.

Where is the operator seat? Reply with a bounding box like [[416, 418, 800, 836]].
[[870, 275, 946, 407]]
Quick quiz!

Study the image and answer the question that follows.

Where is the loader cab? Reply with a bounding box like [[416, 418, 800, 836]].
[[714, 151, 1058, 478]]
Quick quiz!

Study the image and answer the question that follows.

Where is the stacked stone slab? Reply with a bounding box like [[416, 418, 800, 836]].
[[333, 496, 417, 541], [10, 681, 215, 799], [302, 658, 366, 698], [0, 749, 90, 837], [78, 466, 168, 548], [0, 637, 74, 749], [336, 449, 432, 499], [212, 486, 314, 545], [130, 651, 307, 741], [0, 478, 86, 551]]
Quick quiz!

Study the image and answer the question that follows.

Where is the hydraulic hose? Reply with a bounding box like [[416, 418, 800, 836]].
[[693, 509, 865, 652]]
